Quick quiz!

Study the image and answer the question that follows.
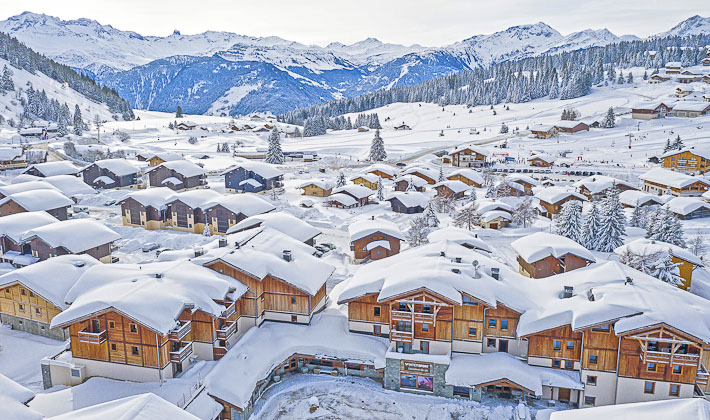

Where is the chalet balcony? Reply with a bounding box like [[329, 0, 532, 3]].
[[169, 321, 191, 342], [391, 310, 411, 322], [220, 301, 236, 319], [390, 329, 413, 343], [78, 328, 107, 344], [641, 350, 700, 367], [213, 345, 227, 360], [216, 321, 236, 340], [697, 365, 709, 386], [170, 342, 193, 363], [413, 312, 435, 323]]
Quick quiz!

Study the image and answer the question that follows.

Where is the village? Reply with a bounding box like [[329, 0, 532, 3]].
[[0, 10, 709, 420]]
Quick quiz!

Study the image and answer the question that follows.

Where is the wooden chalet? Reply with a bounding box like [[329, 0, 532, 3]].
[[165, 189, 222, 234], [394, 175, 428, 192], [348, 218, 404, 262], [511, 232, 595, 278], [0, 190, 73, 221], [299, 180, 334, 197], [21, 219, 121, 264], [386, 192, 428, 214], [665, 62, 682, 74], [553, 121, 590, 134], [639, 168, 710, 197], [176, 121, 197, 130], [350, 173, 380, 190], [203, 195, 275, 235], [331, 185, 373, 207], [0, 148, 28, 170], [222, 161, 284, 193], [662, 148, 710, 175], [367, 164, 397, 179], [402, 167, 438, 185], [649, 74, 671, 84], [631, 102, 672, 120], [80, 159, 140, 189], [225, 212, 321, 246], [447, 169, 484, 187], [136, 152, 184, 167], [449, 146, 490, 168], [530, 124, 557, 139], [147, 160, 207, 191], [118, 188, 177, 230], [672, 102, 710, 118], [22, 161, 79, 178], [433, 180, 469, 200], [0, 211, 58, 266], [534, 188, 586, 219], [528, 154, 555, 167], [574, 175, 637, 201]]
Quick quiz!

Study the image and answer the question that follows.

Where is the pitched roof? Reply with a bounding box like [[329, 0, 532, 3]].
[[528, 153, 555, 163], [40, 175, 96, 197], [202, 194, 275, 217], [222, 159, 284, 179], [226, 212, 321, 243], [573, 175, 637, 194], [534, 187, 586, 204], [511, 232, 595, 264], [147, 160, 206, 178], [299, 179, 335, 190], [348, 219, 405, 241], [86, 159, 139, 177], [0, 180, 60, 197], [448, 169, 484, 184], [664, 196, 710, 216], [366, 164, 397, 176], [0, 373, 42, 420], [386, 191, 429, 208], [166, 189, 222, 209], [618, 190, 665, 207], [549, 398, 710, 420], [615, 238, 703, 267], [451, 144, 491, 157], [47, 393, 201, 420], [327, 193, 358, 207], [23, 161, 79, 177], [394, 175, 429, 187], [23, 219, 121, 253], [639, 168, 710, 188], [0, 189, 73, 212], [433, 180, 470, 194], [119, 187, 177, 208], [672, 102, 710, 112], [0, 211, 58, 243], [661, 147, 710, 160], [426, 227, 491, 252], [350, 173, 380, 183], [333, 184, 375, 199]]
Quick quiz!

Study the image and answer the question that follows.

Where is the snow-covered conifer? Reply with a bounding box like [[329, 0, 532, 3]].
[[265, 127, 284, 164], [453, 203, 480, 231], [596, 187, 626, 252], [368, 129, 387, 161]]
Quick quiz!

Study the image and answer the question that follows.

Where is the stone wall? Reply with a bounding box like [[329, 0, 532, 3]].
[[384, 357, 452, 398], [1, 313, 68, 340]]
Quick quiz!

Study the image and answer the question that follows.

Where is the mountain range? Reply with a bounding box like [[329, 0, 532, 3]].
[[1, 12, 708, 116]]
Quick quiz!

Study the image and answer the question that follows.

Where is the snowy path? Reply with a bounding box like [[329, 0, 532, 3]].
[[0, 325, 66, 391]]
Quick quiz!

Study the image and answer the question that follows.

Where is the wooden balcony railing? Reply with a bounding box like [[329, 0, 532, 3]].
[[413, 312, 435, 323], [213, 345, 227, 360], [170, 342, 193, 363], [697, 365, 709, 386], [221, 301, 236, 319], [391, 310, 411, 322], [169, 321, 191, 342], [78, 329, 107, 344], [641, 350, 700, 367], [390, 330, 413, 343], [216, 321, 236, 341]]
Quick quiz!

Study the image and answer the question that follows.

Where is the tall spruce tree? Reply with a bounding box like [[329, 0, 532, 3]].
[[596, 187, 626, 252], [368, 129, 387, 161], [265, 127, 284, 164], [72, 104, 83, 135], [555, 201, 583, 243]]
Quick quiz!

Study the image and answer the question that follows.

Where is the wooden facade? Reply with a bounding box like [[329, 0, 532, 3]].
[[529, 157, 554, 167], [447, 173, 482, 187], [148, 165, 206, 191], [581, 324, 619, 372], [27, 238, 112, 263], [300, 184, 332, 197], [0, 283, 62, 325], [641, 179, 710, 197], [205, 205, 250, 235], [351, 233, 402, 261], [166, 199, 208, 234], [517, 253, 592, 278], [120, 198, 166, 230], [434, 184, 464, 200], [450, 148, 488, 168], [538, 195, 584, 219], [662, 150, 710, 175], [0, 198, 69, 221], [527, 325, 582, 367]]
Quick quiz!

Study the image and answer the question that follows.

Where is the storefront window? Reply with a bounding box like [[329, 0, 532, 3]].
[[400, 374, 417, 388], [400, 374, 434, 392]]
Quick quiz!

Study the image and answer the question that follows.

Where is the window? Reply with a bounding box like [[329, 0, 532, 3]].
[[552, 360, 561, 368], [644, 381, 655, 394], [462, 295, 478, 305], [669, 384, 680, 397], [400, 374, 433, 392], [18, 304, 24, 311], [648, 341, 658, 351], [129, 323, 138, 333], [566, 341, 574, 350], [672, 365, 682, 375], [111, 344, 117, 351], [468, 327, 477, 337], [488, 319, 496, 328], [487, 338, 496, 347], [453, 386, 470, 397], [422, 324, 429, 332], [647, 362, 657, 372], [565, 360, 574, 370], [423, 305, 432, 314], [373, 306, 381, 317], [20, 289, 26, 295], [109, 321, 115, 329], [29, 291, 34, 297], [499, 340, 508, 353], [399, 302, 407, 312], [373, 325, 381, 336], [35, 308, 41, 315], [131, 346, 139, 356], [291, 315, 297, 322], [589, 355, 598, 365], [584, 396, 596, 406], [586, 376, 597, 386], [291, 297, 297, 304], [70, 369, 81, 378], [421, 341, 429, 354], [553, 340, 561, 351], [501, 320, 509, 330]]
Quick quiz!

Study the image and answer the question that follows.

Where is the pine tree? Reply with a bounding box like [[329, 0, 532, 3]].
[[438, 166, 445, 182], [626, 72, 633, 84], [368, 129, 387, 161], [671, 135, 684, 151], [629, 202, 645, 228], [485, 183, 497, 198], [376, 176, 385, 201], [512, 198, 536, 227], [663, 139, 672, 153], [500, 123, 509, 134], [469, 188, 477, 202], [1, 65, 13, 92], [581, 202, 601, 250], [453, 203, 480, 231], [73, 104, 83, 135], [423, 201, 439, 227], [336, 171, 346, 188], [602, 107, 615, 128], [555, 201, 583, 243], [265, 127, 284, 164], [651, 252, 684, 287], [407, 217, 430, 247], [596, 187, 626, 252], [203, 224, 211, 237], [176, 106, 183, 118]]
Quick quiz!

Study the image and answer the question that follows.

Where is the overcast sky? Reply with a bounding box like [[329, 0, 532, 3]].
[[2, 0, 709, 46]]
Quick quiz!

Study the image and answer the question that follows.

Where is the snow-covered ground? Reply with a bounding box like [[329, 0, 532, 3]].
[[0, 325, 66, 391]]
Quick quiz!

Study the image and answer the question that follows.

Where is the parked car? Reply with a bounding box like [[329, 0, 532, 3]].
[[142, 242, 160, 252]]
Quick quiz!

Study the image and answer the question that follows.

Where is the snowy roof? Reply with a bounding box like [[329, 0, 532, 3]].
[[445, 353, 582, 396], [393, 175, 429, 187], [337, 241, 534, 312], [0, 255, 99, 310], [573, 175, 636, 194], [426, 227, 491, 253], [332, 184, 374, 199], [166, 189, 222, 209], [222, 159, 284, 179], [23, 161, 79, 177], [160, 176, 183, 186], [386, 191, 429, 208], [511, 232, 595, 264], [22, 219, 121, 253], [672, 102, 710, 112], [226, 212, 321, 243], [238, 178, 262, 188], [661, 147, 710, 160], [666, 61, 682, 67], [0, 211, 58, 243], [40, 175, 96, 197], [366, 164, 397, 176], [0, 373, 42, 420], [549, 398, 710, 420], [147, 160, 206, 178], [138, 152, 183, 162], [664, 196, 710, 216], [639, 168, 710, 188], [0, 180, 60, 197], [351, 173, 379, 183], [618, 190, 665, 207], [497, 180, 526, 192], [299, 179, 335, 190], [327, 193, 358, 207], [402, 166, 438, 181], [205, 313, 387, 410], [0, 147, 24, 161], [201, 244, 333, 296], [86, 159, 139, 177], [433, 180, 470, 194], [93, 175, 116, 186], [534, 187, 586, 204], [481, 210, 512, 223], [202, 194, 275, 217], [47, 393, 201, 420], [448, 168, 484, 184], [553, 120, 587, 129], [52, 261, 248, 333], [615, 238, 703, 267], [348, 219, 404, 241], [530, 123, 555, 132], [366, 240, 391, 251], [120, 187, 177, 208], [477, 199, 514, 214], [451, 144, 491, 157], [528, 153, 555, 163], [0, 189, 73, 212], [505, 174, 539, 186]]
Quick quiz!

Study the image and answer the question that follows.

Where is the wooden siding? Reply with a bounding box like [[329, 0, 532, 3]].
[[484, 304, 520, 339], [527, 325, 582, 362], [581, 324, 619, 371], [0, 283, 62, 324]]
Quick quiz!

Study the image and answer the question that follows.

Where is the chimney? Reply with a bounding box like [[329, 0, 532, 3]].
[[491, 267, 500, 281], [219, 238, 228, 248], [455, 257, 462, 263], [371, 215, 375, 220], [472, 260, 479, 278], [625, 276, 633, 285], [563, 286, 574, 298], [587, 288, 595, 302], [283, 250, 292, 262], [73, 261, 86, 268], [155, 273, 163, 279], [194, 248, 204, 258], [440, 251, 446, 257], [234, 241, 240, 249], [451, 268, 461, 274]]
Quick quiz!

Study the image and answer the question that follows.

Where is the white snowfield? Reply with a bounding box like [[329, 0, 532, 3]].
[[47, 393, 201, 420], [0, 373, 43, 420], [548, 397, 710, 420], [226, 212, 322, 243], [204, 313, 388, 411], [348, 218, 405, 241], [51, 261, 248, 333], [22, 219, 121, 254], [0, 211, 59, 243], [0, 255, 99, 310], [0, 189, 73, 212], [510, 232, 595, 264]]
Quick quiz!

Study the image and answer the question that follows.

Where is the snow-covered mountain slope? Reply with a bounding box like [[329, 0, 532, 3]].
[[657, 15, 710, 37]]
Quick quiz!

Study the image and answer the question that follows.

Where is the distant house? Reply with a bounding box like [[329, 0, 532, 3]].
[[348, 218, 404, 262], [0, 190, 73, 221], [678, 74, 702, 84], [447, 168, 484, 187], [615, 238, 703, 290], [0, 148, 27, 170], [118, 187, 176, 230], [393, 175, 428, 192], [665, 62, 682, 74], [661, 148, 710, 175], [326, 193, 359, 209], [80, 159, 140, 189], [299, 180, 335, 197], [350, 173, 380, 190], [21, 219, 121, 263], [618, 190, 665, 208], [649, 74, 671, 84], [136, 152, 183, 167], [534, 188, 586, 219], [574, 175, 637, 200], [330, 185, 373, 207], [226, 212, 321, 245], [0, 211, 59, 265], [639, 168, 710, 197], [529, 124, 557, 139], [675, 87, 692, 98], [402, 167, 438, 184], [22, 161, 78, 178], [147, 160, 207, 191], [480, 210, 512, 230], [165, 189, 222, 234], [505, 174, 538, 195], [176, 121, 197, 130], [511, 232, 595, 278], [672, 102, 710, 118], [19, 127, 45, 138], [528, 154, 555, 167], [494, 180, 528, 197], [553, 121, 589, 134], [433, 180, 469, 200], [366, 164, 397, 179], [664, 197, 710, 220], [25, 150, 47, 164], [386, 192, 428, 214], [449, 145, 490, 168], [631, 102, 672, 120], [393, 122, 411, 130], [222, 160, 284, 193], [203, 195, 275, 235], [703, 57, 710, 66], [357, 126, 370, 132]]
